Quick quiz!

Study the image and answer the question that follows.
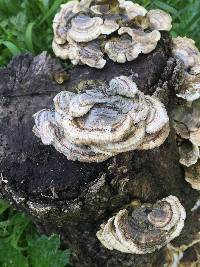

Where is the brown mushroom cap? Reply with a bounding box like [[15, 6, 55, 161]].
[[96, 196, 186, 254], [173, 100, 200, 166], [185, 160, 200, 190]]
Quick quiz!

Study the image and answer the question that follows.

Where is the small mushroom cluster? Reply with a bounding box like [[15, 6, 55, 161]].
[[185, 160, 200, 191], [173, 37, 200, 102], [33, 76, 169, 163], [173, 100, 200, 167], [172, 37, 200, 169], [165, 243, 200, 267], [96, 196, 186, 254], [52, 0, 172, 68]]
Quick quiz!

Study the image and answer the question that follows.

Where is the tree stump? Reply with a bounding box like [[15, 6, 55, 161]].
[[0, 33, 199, 267]]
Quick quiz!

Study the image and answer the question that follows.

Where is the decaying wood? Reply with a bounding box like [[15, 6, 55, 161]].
[[0, 33, 199, 267]]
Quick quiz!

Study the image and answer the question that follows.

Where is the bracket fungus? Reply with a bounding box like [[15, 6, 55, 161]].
[[173, 100, 200, 167], [96, 196, 186, 254], [52, 0, 172, 68], [173, 37, 200, 102], [33, 76, 169, 163], [185, 160, 200, 191], [165, 242, 200, 267]]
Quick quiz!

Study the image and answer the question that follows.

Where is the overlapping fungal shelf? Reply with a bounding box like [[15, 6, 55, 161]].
[[52, 0, 172, 68], [173, 37, 200, 102], [96, 196, 186, 254], [172, 37, 200, 191], [173, 101, 200, 167], [33, 76, 169, 163]]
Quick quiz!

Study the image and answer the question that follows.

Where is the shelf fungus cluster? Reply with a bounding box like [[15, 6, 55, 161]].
[[164, 228, 200, 267], [52, 0, 172, 68], [33, 76, 169, 163], [96, 196, 186, 254], [173, 37, 200, 102], [173, 100, 200, 167], [184, 160, 200, 191]]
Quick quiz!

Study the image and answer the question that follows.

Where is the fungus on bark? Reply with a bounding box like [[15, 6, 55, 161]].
[[173, 100, 200, 167], [185, 160, 200, 191], [52, 0, 172, 68], [96, 196, 186, 254], [173, 37, 200, 102], [147, 9, 172, 31], [33, 76, 169, 163]]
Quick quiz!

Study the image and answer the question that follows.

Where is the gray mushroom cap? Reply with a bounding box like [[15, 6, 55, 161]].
[[147, 9, 172, 31], [68, 14, 103, 42], [118, 27, 161, 54], [173, 37, 200, 70], [104, 35, 141, 63], [119, 1, 147, 20], [33, 76, 169, 163], [173, 101, 200, 167]]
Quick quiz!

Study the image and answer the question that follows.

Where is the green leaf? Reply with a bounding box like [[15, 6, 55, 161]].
[[25, 22, 35, 52], [28, 234, 70, 267], [1, 41, 21, 56], [0, 239, 28, 267], [0, 200, 9, 215], [153, 0, 179, 17]]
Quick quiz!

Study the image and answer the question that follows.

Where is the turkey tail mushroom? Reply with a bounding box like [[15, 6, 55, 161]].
[[185, 160, 200, 191], [173, 100, 200, 167], [33, 76, 170, 163], [52, 0, 172, 68], [172, 37, 200, 102], [96, 196, 186, 254]]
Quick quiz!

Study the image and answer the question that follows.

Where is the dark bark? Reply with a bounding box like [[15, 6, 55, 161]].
[[0, 33, 199, 267]]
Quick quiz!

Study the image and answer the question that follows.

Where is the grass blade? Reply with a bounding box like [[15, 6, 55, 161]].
[[1, 41, 21, 56], [38, 0, 64, 26], [153, 0, 179, 17], [25, 22, 35, 52]]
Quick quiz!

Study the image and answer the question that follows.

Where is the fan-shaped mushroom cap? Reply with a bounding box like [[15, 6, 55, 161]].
[[172, 37, 200, 69], [53, 1, 78, 45], [33, 109, 111, 162], [67, 41, 106, 69], [173, 102, 200, 166], [96, 196, 186, 254], [177, 72, 200, 102], [119, 1, 147, 20], [52, 39, 70, 60], [179, 141, 199, 167], [101, 18, 119, 35], [68, 14, 103, 42], [147, 9, 172, 31], [118, 27, 161, 54], [105, 35, 141, 63], [173, 101, 200, 146], [138, 122, 170, 150], [33, 76, 169, 162], [185, 160, 200, 190]]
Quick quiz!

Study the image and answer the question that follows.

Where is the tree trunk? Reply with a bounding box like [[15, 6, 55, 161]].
[[0, 33, 199, 267]]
